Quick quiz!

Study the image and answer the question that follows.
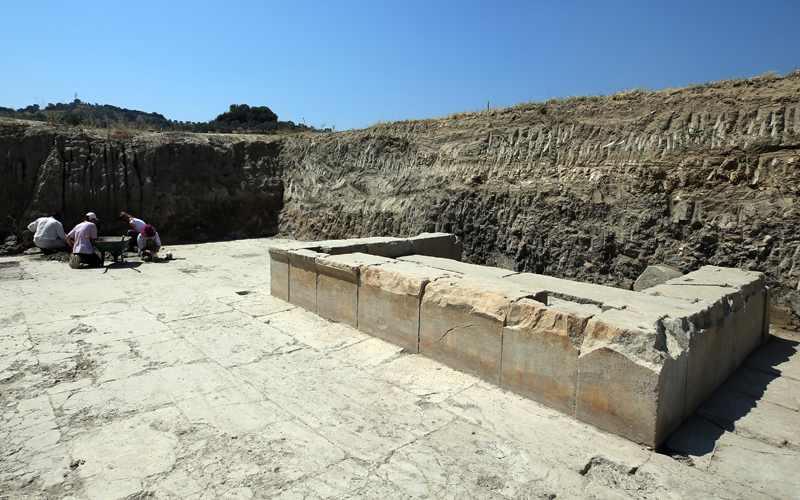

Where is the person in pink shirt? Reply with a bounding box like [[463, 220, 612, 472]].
[[66, 212, 102, 268]]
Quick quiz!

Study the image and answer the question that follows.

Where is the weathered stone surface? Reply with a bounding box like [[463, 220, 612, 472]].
[[315, 253, 394, 326], [633, 264, 684, 291], [419, 277, 546, 384], [287, 249, 325, 312], [398, 254, 518, 279], [269, 251, 289, 300], [503, 272, 637, 309], [409, 232, 463, 260], [1, 238, 797, 500], [501, 299, 592, 412], [361, 237, 413, 258], [576, 307, 688, 447], [358, 261, 452, 352], [645, 266, 768, 414], [317, 239, 368, 255]]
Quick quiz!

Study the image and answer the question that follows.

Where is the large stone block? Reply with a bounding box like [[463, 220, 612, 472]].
[[361, 237, 413, 258], [501, 299, 592, 412], [269, 251, 289, 301], [315, 253, 395, 327], [420, 277, 546, 384], [287, 249, 325, 312], [503, 272, 637, 309], [575, 308, 688, 447], [645, 266, 768, 415], [358, 261, 453, 352], [398, 255, 518, 280], [318, 239, 368, 256], [409, 233, 463, 260]]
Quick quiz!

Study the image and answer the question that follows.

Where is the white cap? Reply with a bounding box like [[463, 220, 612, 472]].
[[86, 212, 98, 221]]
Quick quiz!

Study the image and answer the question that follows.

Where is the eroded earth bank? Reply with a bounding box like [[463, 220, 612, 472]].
[[2, 72, 800, 327]]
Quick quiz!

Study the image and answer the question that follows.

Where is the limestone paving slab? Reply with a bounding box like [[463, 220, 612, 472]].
[[167, 310, 296, 368], [1, 238, 797, 500]]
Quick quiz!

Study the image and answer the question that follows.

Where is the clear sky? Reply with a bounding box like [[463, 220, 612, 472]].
[[2, 0, 798, 131]]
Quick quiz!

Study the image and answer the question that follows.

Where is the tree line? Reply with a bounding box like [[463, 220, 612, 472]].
[[0, 100, 323, 134]]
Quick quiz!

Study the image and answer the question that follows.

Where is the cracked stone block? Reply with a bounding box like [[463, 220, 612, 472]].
[[419, 277, 546, 384], [575, 308, 689, 447], [409, 233, 463, 260], [358, 261, 452, 352], [501, 299, 592, 413], [645, 267, 768, 415], [315, 253, 394, 327], [287, 249, 325, 312]]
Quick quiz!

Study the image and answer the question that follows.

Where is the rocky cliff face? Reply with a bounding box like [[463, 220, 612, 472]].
[[2, 73, 800, 326], [0, 124, 284, 241]]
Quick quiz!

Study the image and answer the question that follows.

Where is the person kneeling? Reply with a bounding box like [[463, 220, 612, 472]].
[[66, 212, 103, 268], [138, 224, 161, 262], [27, 212, 69, 250]]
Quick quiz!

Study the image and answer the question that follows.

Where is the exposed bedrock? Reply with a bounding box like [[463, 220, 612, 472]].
[[2, 73, 800, 326], [0, 125, 284, 241]]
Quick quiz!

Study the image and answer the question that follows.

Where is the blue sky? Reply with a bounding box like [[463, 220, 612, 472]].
[[2, 1, 798, 131]]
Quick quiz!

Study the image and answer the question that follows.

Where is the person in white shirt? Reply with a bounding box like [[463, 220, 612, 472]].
[[27, 213, 68, 250], [137, 224, 162, 262], [119, 212, 147, 251]]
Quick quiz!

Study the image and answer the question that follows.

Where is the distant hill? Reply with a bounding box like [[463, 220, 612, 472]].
[[0, 99, 317, 134]]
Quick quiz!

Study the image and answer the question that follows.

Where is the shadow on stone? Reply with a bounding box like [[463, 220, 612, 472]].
[[662, 335, 798, 461]]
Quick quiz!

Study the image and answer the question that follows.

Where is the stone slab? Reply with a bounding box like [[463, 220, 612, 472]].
[[361, 237, 412, 258], [501, 299, 592, 412], [419, 277, 546, 384], [268, 251, 289, 300], [398, 254, 518, 280], [575, 307, 688, 447], [315, 253, 395, 327], [409, 232, 463, 260], [503, 272, 637, 309], [358, 261, 453, 352], [287, 249, 325, 312]]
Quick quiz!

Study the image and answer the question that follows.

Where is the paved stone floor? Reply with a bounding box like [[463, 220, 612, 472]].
[[1, 238, 798, 499]]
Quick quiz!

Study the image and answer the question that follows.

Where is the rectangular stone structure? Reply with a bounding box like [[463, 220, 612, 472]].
[[420, 277, 547, 384], [358, 261, 453, 352], [315, 253, 395, 327], [269, 235, 770, 448]]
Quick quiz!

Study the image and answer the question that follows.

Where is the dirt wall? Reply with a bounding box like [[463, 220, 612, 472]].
[[2, 73, 800, 326]]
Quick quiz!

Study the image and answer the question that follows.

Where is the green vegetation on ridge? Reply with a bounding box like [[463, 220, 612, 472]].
[[0, 100, 319, 134]]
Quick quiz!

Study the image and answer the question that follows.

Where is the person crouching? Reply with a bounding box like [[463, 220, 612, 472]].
[[138, 225, 161, 262], [66, 212, 102, 268], [27, 212, 68, 250]]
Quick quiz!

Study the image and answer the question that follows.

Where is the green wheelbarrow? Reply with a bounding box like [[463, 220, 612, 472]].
[[93, 236, 132, 263]]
